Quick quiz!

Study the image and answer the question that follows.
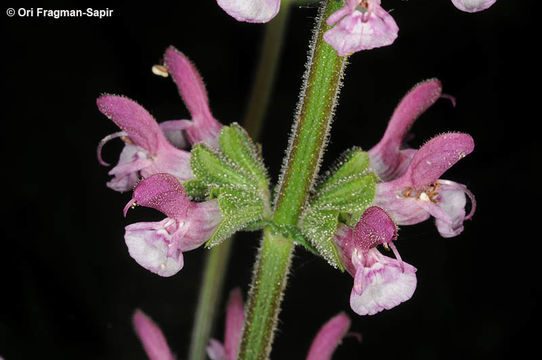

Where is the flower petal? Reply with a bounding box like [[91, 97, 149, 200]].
[[217, 0, 280, 23], [369, 79, 442, 180], [106, 144, 149, 192], [418, 179, 475, 238], [133, 309, 175, 360], [403, 132, 474, 188], [373, 183, 431, 225], [350, 250, 417, 315], [178, 199, 223, 252], [225, 288, 244, 360], [353, 206, 397, 251], [323, 5, 398, 56], [207, 339, 226, 360], [125, 219, 184, 277], [130, 173, 191, 220], [159, 119, 193, 149], [97, 95, 167, 153], [306, 313, 351, 360], [451, 0, 496, 13], [164, 47, 222, 146]]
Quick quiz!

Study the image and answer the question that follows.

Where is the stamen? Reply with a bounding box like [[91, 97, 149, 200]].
[[123, 199, 138, 217], [152, 65, 169, 77], [97, 131, 127, 166]]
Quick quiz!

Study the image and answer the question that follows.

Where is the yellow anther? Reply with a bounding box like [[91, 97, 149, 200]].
[[152, 65, 169, 77]]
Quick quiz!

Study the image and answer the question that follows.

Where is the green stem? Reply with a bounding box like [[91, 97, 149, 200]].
[[187, 5, 292, 360], [188, 238, 232, 360], [238, 1, 348, 359], [243, 1, 291, 140]]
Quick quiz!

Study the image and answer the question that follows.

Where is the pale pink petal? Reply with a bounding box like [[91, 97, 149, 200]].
[[350, 249, 417, 316], [323, 5, 398, 56], [125, 219, 184, 277], [160, 119, 193, 149], [164, 47, 222, 146], [451, 0, 496, 12], [369, 79, 443, 180], [143, 147, 194, 184], [417, 180, 475, 238], [133, 310, 175, 360], [106, 144, 150, 192], [207, 339, 227, 360], [326, 5, 353, 27], [373, 182, 431, 225], [178, 199, 223, 251], [225, 288, 244, 360], [217, 0, 280, 23], [97, 95, 168, 153], [130, 173, 191, 220], [306, 313, 351, 360]]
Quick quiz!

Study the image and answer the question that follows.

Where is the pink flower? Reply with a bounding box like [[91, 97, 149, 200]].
[[97, 95, 193, 192], [207, 288, 245, 360], [216, 0, 280, 23], [163, 46, 222, 148], [133, 309, 175, 360], [451, 0, 497, 13], [323, 0, 398, 56], [374, 133, 476, 238], [97, 47, 222, 192], [306, 312, 354, 360], [368, 79, 476, 238], [208, 289, 355, 359], [334, 207, 417, 316], [123, 173, 222, 277]]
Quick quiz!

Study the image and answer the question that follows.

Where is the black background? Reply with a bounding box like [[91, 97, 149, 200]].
[[1, 0, 538, 359]]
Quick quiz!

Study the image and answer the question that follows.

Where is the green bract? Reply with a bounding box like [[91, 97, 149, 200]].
[[187, 123, 271, 247], [301, 148, 377, 269]]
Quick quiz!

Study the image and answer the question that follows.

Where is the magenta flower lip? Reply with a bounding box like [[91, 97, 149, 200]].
[[123, 174, 222, 277]]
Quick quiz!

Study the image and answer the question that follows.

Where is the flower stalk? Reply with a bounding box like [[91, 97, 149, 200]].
[[188, 4, 292, 360], [238, 1, 348, 358]]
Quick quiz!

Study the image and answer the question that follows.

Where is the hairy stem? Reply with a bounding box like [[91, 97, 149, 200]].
[[187, 5, 292, 360], [238, 1, 348, 359]]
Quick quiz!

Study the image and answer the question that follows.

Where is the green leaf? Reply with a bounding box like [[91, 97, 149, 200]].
[[182, 179, 208, 199], [312, 173, 377, 213], [191, 144, 253, 190], [206, 187, 265, 247], [280, 224, 318, 255], [301, 208, 344, 270], [316, 148, 370, 194], [219, 123, 269, 189]]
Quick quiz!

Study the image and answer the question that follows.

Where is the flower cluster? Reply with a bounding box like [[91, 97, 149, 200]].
[[328, 79, 476, 315], [97, 46, 224, 276], [216, 0, 497, 55]]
